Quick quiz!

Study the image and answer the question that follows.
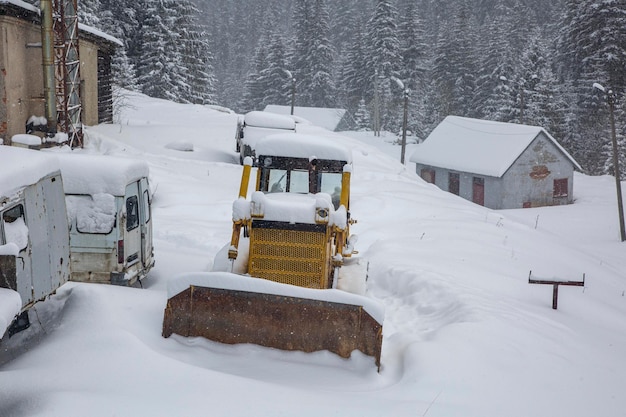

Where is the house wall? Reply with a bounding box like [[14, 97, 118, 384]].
[[0, 16, 46, 145], [79, 39, 99, 126], [501, 133, 575, 208], [415, 163, 503, 209]]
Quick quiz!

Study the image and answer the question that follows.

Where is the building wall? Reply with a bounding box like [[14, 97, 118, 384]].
[[0, 16, 46, 144], [415, 132, 575, 210], [501, 133, 575, 208], [0, 15, 111, 145], [79, 39, 99, 126]]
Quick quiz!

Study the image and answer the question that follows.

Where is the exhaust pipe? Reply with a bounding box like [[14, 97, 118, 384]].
[[40, 0, 57, 134]]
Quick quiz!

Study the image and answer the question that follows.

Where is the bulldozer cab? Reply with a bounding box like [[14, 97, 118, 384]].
[[258, 155, 345, 209]]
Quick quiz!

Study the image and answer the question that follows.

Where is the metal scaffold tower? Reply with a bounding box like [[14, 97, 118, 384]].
[[52, 0, 83, 147]]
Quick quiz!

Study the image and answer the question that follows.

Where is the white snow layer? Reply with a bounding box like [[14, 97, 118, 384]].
[[54, 152, 149, 196], [0, 145, 60, 197], [1, 89, 625, 417], [255, 132, 353, 162], [0, 288, 21, 338], [244, 110, 296, 130], [66, 194, 116, 234]]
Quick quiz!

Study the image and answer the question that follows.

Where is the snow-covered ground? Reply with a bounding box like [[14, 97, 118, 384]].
[[1, 91, 625, 417]]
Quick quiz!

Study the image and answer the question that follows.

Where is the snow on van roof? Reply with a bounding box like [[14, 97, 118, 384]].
[[0, 145, 61, 198], [244, 111, 296, 130], [410, 116, 581, 177], [255, 133, 352, 163], [54, 153, 149, 196]]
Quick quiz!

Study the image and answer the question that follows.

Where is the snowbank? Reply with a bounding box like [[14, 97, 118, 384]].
[[168, 271, 384, 323]]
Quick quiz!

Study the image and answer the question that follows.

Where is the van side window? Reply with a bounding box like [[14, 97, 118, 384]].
[[126, 196, 139, 231], [2, 204, 28, 251], [142, 190, 151, 223]]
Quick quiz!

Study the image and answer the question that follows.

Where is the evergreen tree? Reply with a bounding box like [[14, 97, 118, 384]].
[[353, 98, 371, 131], [173, 0, 216, 104], [259, 33, 292, 108], [337, 9, 369, 111], [367, 0, 402, 131], [78, 0, 102, 28], [556, 0, 626, 175], [136, 0, 182, 101], [308, 0, 335, 107], [431, 1, 478, 119]]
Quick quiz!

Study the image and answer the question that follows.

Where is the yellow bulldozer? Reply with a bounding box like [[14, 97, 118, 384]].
[[162, 133, 384, 369]]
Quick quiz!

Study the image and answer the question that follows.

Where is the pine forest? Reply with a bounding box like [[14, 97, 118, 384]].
[[66, 0, 626, 177]]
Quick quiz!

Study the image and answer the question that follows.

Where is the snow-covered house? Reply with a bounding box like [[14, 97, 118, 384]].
[[0, 0, 121, 145], [264, 105, 349, 131], [409, 116, 582, 209]]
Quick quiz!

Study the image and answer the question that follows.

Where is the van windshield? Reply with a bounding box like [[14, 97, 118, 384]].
[[66, 194, 116, 234]]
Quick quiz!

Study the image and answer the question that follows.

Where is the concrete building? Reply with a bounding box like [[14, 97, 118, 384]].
[[410, 116, 582, 209], [0, 0, 121, 145]]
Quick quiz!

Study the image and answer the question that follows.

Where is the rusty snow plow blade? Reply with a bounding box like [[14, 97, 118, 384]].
[[162, 272, 384, 369]]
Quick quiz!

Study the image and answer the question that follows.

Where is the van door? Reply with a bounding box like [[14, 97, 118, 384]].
[[138, 177, 153, 268], [1, 203, 32, 305], [124, 182, 141, 267]]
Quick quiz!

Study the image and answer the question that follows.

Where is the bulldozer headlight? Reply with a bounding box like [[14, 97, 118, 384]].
[[315, 207, 329, 224]]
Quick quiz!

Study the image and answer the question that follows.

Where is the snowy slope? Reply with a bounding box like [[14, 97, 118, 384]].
[[1, 91, 625, 417]]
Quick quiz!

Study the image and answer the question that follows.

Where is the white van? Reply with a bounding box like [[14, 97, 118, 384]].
[[55, 153, 154, 286], [238, 111, 296, 164], [0, 146, 71, 338]]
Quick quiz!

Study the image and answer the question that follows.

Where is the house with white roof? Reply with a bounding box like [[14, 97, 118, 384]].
[[263, 105, 349, 131], [409, 116, 582, 210]]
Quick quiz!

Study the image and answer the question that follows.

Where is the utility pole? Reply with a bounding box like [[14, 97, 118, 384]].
[[391, 76, 410, 164], [373, 70, 380, 137], [283, 69, 296, 115], [594, 82, 626, 242]]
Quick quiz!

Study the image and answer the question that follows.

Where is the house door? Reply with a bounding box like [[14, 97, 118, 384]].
[[472, 177, 485, 206]]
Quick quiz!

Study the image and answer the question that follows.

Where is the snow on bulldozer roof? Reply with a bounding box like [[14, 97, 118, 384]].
[[0, 146, 61, 198], [167, 271, 384, 323], [255, 133, 352, 163], [244, 111, 296, 130], [53, 153, 149, 196]]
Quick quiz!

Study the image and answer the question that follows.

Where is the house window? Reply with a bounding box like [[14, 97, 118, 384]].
[[553, 178, 568, 198], [449, 173, 460, 195], [421, 168, 435, 184]]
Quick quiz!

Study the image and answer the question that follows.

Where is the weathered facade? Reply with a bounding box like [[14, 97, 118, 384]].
[[0, 1, 119, 145], [410, 116, 582, 210]]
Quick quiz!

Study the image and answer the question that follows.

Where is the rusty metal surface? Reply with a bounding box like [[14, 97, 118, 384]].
[[0, 255, 17, 291], [163, 285, 382, 369]]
